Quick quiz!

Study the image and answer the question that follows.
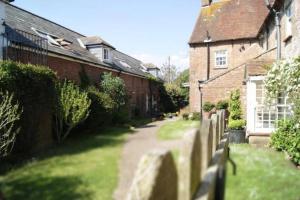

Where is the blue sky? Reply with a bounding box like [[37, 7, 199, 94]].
[[13, 0, 201, 71]]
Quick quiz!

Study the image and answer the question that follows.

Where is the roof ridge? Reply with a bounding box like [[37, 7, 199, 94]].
[[9, 3, 86, 37]]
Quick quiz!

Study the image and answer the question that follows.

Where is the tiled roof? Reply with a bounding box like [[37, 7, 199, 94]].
[[5, 4, 150, 78], [189, 0, 270, 45], [246, 59, 274, 76]]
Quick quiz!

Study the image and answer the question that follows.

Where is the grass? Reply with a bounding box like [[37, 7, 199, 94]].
[[226, 144, 300, 200], [157, 119, 200, 140], [0, 127, 133, 200]]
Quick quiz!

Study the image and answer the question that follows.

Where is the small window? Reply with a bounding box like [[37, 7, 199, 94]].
[[103, 48, 109, 60], [215, 50, 227, 68], [285, 1, 293, 38]]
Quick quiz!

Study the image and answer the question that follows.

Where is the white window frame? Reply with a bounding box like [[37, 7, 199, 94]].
[[215, 50, 228, 68], [247, 76, 291, 134], [103, 48, 109, 60], [285, 1, 293, 38]]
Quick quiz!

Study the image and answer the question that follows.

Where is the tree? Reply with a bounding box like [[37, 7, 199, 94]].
[[99, 72, 127, 111], [175, 69, 189, 101], [55, 80, 91, 142], [160, 61, 178, 83], [0, 91, 22, 157]]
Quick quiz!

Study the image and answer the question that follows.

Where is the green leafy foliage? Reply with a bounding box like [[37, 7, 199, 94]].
[[190, 112, 201, 120], [228, 119, 246, 130], [0, 91, 22, 158], [265, 57, 300, 165], [216, 100, 229, 110], [55, 81, 91, 142], [182, 113, 189, 120], [160, 83, 185, 112], [100, 72, 127, 110], [203, 102, 215, 112], [83, 86, 114, 129], [174, 69, 189, 101], [0, 61, 57, 153], [228, 90, 245, 130]]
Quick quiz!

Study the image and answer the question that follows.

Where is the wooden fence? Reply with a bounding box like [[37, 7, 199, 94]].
[[127, 110, 229, 200]]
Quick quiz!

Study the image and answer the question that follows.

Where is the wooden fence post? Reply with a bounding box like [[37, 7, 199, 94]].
[[127, 150, 178, 200], [211, 114, 220, 154], [200, 119, 213, 179], [178, 128, 202, 200]]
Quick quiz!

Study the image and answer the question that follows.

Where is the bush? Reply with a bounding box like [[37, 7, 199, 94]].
[[55, 80, 91, 142], [182, 113, 189, 120], [270, 120, 300, 165], [191, 112, 201, 121], [216, 100, 229, 110], [160, 83, 185, 113], [0, 91, 22, 158], [228, 119, 246, 130], [100, 72, 127, 110], [0, 61, 57, 153], [203, 102, 215, 112], [84, 86, 114, 129], [228, 90, 245, 130]]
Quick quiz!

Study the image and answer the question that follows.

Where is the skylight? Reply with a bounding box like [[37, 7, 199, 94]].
[[31, 28, 72, 48], [120, 61, 132, 69]]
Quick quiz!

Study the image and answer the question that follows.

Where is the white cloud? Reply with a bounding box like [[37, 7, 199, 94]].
[[131, 51, 189, 72]]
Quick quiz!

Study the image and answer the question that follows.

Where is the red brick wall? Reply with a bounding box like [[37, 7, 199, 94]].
[[48, 55, 153, 116]]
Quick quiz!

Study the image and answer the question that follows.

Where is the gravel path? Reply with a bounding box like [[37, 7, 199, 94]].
[[113, 118, 182, 200]]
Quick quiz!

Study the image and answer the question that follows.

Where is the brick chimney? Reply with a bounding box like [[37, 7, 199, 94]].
[[202, 0, 212, 7]]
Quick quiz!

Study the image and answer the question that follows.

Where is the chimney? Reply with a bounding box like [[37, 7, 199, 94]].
[[202, 0, 212, 7]]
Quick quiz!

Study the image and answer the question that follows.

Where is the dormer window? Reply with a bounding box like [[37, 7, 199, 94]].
[[103, 48, 109, 60]]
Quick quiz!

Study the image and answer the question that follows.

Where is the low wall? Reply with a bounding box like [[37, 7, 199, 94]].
[[127, 110, 229, 200]]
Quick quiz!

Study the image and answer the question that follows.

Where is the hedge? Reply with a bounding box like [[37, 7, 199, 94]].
[[0, 61, 57, 154]]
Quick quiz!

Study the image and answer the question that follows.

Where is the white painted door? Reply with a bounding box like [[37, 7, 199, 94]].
[[247, 77, 291, 134]]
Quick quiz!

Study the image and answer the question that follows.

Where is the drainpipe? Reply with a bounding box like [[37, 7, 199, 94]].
[[198, 80, 204, 121], [264, 0, 281, 60], [204, 31, 212, 80]]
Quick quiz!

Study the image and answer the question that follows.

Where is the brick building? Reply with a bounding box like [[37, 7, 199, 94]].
[[0, 1, 161, 117], [189, 0, 300, 138]]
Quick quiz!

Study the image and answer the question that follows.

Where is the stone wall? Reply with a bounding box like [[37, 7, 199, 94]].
[[127, 110, 229, 200]]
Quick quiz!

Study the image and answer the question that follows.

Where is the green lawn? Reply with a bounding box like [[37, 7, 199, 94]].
[[0, 127, 132, 200], [157, 119, 200, 140], [226, 144, 300, 200]]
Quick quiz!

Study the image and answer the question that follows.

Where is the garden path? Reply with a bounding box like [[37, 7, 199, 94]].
[[114, 118, 181, 200]]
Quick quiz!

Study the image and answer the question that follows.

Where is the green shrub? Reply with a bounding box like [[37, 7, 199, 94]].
[[55, 80, 91, 142], [191, 112, 201, 121], [84, 86, 114, 129], [112, 106, 130, 124], [182, 113, 189, 120], [270, 120, 300, 165], [160, 83, 185, 113], [216, 100, 229, 110], [0, 91, 22, 157], [0, 61, 57, 153], [100, 72, 127, 110], [228, 119, 246, 130], [228, 90, 245, 130], [203, 102, 215, 112]]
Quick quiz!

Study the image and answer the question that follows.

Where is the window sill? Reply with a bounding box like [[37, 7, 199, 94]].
[[214, 66, 228, 70]]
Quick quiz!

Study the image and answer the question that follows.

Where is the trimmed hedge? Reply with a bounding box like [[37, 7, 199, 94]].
[[0, 61, 57, 153]]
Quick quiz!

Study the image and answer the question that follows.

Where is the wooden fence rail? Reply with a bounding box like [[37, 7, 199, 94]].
[[127, 110, 229, 200]]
